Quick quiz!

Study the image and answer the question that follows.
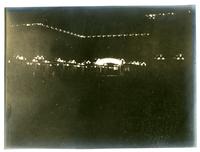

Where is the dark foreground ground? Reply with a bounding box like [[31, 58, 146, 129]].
[[5, 62, 195, 148]]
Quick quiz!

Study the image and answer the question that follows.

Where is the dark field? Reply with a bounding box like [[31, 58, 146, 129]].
[[5, 62, 195, 148]]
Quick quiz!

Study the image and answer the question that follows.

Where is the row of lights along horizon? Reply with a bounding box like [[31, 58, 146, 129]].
[[8, 53, 185, 66]]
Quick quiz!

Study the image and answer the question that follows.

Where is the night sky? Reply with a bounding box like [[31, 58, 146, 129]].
[[5, 6, 196, 148], [6, 6, 194, 61]]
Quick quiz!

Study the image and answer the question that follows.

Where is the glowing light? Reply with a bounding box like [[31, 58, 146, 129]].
[[8, 60, 11, 63], [18, 56, 22, 59], [155, 54, 165, 60], [57, 58, 66, 63], [175, 53, 185, 60], [95, 58, 124, 66], [146, 12, 176, 20], [140, 62, 147, 66], [174, 53, 185, 60], [135, 61, 140, 66], [80, 35, 86, 38], [32, 59, 38, 62], [113, 67, 118, 70], [86, 60, 91, 64], [16, 55, 25, 60], [44, 60, 50, 63], [68, 60, 76, 64]]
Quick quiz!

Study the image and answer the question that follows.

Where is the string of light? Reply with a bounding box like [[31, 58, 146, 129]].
[[145, 12, 175, 20], [127, 61, 147, 66], [11, 54, 149, 67], [10, 23, 150, 39]]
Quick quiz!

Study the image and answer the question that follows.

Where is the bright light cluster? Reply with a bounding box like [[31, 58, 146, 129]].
[[26, 62, 33, 65], [11, 23, 150, 39], [34, 55, 45, 60], [127, 61, 147, 66], [57, 58, 66, 63], [145, 12, 175, 20], [154, 54, 165, 60], [44, 60, 50, 63], [95, 58, 124, 66], [11, 54, 185, 70], [32, 59, 38, 63], [67, 60, 76, 64], [85, 60, 91, 64], [174, 53, 184, 60], [78, 60, 92, 65], [16, 55, 26, 61]]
